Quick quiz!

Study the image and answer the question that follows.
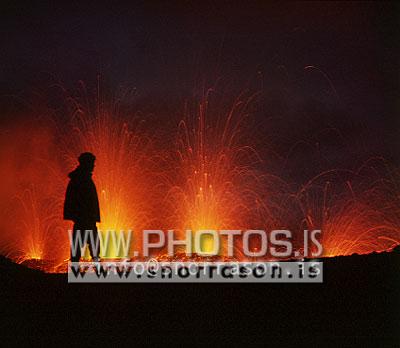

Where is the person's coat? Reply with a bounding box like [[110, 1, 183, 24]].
[[63, 166, 100, 223]]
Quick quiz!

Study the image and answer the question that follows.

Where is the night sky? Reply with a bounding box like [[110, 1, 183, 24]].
[[1, 1, 399, 169]]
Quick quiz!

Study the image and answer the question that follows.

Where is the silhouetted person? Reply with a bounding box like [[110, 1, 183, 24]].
[[64, 152, 100, 263]]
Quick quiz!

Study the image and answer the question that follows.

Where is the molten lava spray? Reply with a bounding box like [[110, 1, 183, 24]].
[[60, 95, 156, 259], [0, 87, 399, 272], [163, 90, 277, 257], [297, 162, 400, 257]]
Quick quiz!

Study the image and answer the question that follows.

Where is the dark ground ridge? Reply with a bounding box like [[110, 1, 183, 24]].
[[1, 248, 399, 344]]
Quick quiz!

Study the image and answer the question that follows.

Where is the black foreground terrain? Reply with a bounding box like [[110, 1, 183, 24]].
[[1, 249, 399, 345]]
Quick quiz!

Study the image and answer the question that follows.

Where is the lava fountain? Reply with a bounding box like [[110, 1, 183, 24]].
[[162, 89, 268, 257], [297, 160, 400, 257], [58, 89, 157, 259], [0, 118, 69, 271]]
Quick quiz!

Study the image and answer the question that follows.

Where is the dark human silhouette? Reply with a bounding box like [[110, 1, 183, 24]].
[[64, 152, 100, 262]]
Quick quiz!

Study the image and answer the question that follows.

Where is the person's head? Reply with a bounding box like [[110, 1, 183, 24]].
[[78, 152, 96, 172]]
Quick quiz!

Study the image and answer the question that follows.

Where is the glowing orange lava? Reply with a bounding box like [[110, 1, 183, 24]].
[[162, 90, 265, 255], [0, 88, 399, 272]]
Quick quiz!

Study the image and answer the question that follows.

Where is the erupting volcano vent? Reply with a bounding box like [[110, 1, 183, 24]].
[[0, 87, 399, 272], [298, 162, 400, 257], [161, 90, 268, 255]]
